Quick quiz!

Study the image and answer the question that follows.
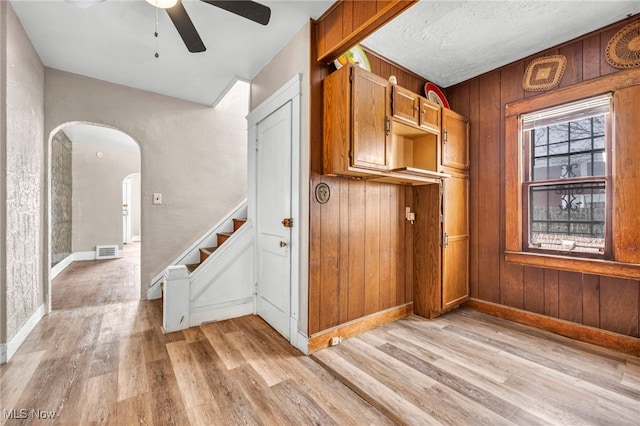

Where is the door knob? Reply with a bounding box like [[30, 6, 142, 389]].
[[279, 241, 287, 248], [282, 218, 293, 228]]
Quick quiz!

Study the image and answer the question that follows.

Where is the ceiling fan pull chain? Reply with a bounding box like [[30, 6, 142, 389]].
[[154, 4, 160, 58]]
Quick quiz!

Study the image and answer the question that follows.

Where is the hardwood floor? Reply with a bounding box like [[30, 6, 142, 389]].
[[4, 248, 639, 425], [1, 301, 392, 425], [51, 242, 140, 310], [312, 310, 640, 425]]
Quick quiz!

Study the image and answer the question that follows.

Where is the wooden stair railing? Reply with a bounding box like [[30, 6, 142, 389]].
[[186, 218, 247, 273]]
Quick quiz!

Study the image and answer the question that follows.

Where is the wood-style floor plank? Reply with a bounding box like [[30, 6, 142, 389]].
[[313, 311, 640, 426], [4, 243, 638, 425]]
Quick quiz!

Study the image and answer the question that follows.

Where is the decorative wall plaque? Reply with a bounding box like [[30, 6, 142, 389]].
[[315, 183, 330, 204], [605, 19, 640, 69], [522, 55, 567, 92]]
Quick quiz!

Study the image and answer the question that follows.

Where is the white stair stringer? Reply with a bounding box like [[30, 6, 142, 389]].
[[188, 220, 256, 327], [148, 199, 248, 300]]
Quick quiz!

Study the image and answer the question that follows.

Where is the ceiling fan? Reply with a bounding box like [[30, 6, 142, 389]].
[[66, 0, 271, 53], [153, 0, 271, 53]]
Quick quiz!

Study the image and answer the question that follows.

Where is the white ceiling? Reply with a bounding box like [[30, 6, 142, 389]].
[[63, 123, 139, 149], [10, 0, 333, 106], [10, 0, 640, 108], [363, 1, 640, 89]]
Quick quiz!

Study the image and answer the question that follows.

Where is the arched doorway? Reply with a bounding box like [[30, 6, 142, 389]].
[[48, 122, 141, 310]]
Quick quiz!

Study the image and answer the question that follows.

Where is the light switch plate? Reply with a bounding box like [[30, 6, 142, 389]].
[[153, 193, 162, 205]]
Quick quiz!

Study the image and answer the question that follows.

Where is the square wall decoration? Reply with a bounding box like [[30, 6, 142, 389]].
[[522, 55, 567, 92]]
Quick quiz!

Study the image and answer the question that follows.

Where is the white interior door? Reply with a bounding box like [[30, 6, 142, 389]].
[[256, 101, 292, 340], [122, 178, 132, 244]]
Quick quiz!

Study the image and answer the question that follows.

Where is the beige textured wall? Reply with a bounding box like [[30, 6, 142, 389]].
[[249, 21, 311, 335], [0, 2, 7, 347], [2, 2, 44, 341], [45, 69, 248, 296], [51, 131, 72, 265], [71, 142, 140, 253]]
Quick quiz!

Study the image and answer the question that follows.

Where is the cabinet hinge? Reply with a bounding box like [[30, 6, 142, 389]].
[[440, 214, 444, 223], [385, 116, 390, 136], [443, 128, 448, 144]]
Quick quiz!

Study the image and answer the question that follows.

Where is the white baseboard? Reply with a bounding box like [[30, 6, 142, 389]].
[[293, 330, 309, 355], [51, 250, 124, 280], [51, 254, 74, 279], [74, 251, 96, 261], [189, 298, 255, 328], [0, 304, 46, 364], [132, 235, 141, 242], [73, 250, 124, 261]]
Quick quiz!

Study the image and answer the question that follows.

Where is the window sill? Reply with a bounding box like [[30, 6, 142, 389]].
[[505, 251, 640, 280]]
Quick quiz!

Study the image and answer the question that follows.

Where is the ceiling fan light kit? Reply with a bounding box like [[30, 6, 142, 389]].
[[145, 0, 178, 9], [68, 0, 271, 54]]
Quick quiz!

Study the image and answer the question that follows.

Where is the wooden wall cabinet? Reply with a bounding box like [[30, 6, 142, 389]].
[[323, 65, 447, 185], [323, 65, 391, 176], [441, 171, 470, 310], [392, 85, 441, 134], [414, 109, 470, 318], [441, 109, 470, 171]]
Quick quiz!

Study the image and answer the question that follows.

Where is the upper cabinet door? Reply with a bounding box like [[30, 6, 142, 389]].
[[392, 85, 420, 126], [420, 98, 441, 133], [351, 66, 391, 171], [442, 109, 470, 171]]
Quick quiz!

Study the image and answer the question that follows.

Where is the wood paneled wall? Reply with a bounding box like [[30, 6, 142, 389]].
[[309, 28, 428, 335], [315, 0, 416, 63], [446, 17, 640, 338]]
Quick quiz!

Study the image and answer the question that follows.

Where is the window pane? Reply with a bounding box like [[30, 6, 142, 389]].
[[548, 123, 568, 144], [529, 182, 606, 254], [529, 115, 606, 182]]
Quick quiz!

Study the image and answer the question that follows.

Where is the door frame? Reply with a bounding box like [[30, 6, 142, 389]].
[[247, 74, 305, 352], [122, 176, 133, 244]]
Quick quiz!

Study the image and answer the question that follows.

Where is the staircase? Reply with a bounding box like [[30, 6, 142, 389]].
[[186, 218, 247, 273], [151, 200, 257, 333]]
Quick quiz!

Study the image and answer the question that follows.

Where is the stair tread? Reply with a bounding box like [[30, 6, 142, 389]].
[[186, 263, 200, 273], [218, 231, 233, 237], [199, 246, 218, 254]]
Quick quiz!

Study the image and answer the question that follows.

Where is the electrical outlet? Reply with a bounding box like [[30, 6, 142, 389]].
[[330, 336, 342, 346], [153, 193, 162, 205]]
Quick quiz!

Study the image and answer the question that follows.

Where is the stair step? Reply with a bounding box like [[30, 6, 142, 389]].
[[233, 218, 247, 232], [217, 232, 233, 246], [186, 263, 200, 273], [199, 246, 218, 263]]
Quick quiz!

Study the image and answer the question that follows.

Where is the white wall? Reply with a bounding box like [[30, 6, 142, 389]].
[[44, 69, 248, 297], [250, 21, 311, 336], [130, 173, 141, 239], [71, 142, 140, 253], [0, 2, 45, 346]]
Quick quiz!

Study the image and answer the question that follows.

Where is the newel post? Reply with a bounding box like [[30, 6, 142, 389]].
[[162, 265, 190, 333]]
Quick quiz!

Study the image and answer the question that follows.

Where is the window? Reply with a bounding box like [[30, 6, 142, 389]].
[[521, 95, 612, 258], [505, 73, 640, 278]]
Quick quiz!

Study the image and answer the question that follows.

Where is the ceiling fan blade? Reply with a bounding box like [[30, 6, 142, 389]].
[[166, 1, 206, 53], [201, 0, 271, 26]]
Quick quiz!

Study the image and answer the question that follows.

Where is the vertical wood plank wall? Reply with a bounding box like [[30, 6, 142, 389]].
[[309, 36, 426, 335], [446, 18, 640, 338]]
